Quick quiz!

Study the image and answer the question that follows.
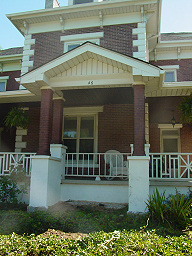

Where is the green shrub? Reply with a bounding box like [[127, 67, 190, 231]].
[[145, 189, 167, 223], [167, 193, 192, 228], [0, 230, 191, 255]]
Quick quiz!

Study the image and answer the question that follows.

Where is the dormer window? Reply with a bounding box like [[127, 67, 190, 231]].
[[160, 65, 179, 83], [0, 76, 9, 92]]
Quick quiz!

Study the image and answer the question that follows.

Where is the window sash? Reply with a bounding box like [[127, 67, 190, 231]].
[[63, 115, 96, 153]]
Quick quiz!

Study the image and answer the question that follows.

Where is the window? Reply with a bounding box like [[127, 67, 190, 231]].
[[63, 116, 95, 157], [160, 65, 179, 83], [0, 76, 9, 92], [60, 32, 104, 53], [74, 0, 93, 4], [164, 71, 176, 82]]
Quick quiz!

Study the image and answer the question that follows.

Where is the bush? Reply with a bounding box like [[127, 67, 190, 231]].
[[146, 189, 192, 229], [0, 230, 192, 255]]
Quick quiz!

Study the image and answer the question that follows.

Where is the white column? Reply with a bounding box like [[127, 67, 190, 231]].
[[50, 144, 67, 178], [127, 156, 149, 213]]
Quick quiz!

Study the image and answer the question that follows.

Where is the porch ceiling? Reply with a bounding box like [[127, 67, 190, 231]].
[[62, 87, 133, 106], [20, 42, 163, 98]]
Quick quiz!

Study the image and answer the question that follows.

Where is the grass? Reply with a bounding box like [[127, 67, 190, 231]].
[[0, 204, 191, 255]]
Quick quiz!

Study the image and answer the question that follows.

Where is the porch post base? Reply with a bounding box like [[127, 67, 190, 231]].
[[28, 155, 62, 209], [127, 156, 149, 213]]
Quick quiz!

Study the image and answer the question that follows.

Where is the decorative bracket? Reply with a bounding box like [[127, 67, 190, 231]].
[[99, 11, 103, 29], [177, 47, 181, 61], [60, 16, 65, 33], [141, 6, 144, 22], [23, 20, 29, 35]]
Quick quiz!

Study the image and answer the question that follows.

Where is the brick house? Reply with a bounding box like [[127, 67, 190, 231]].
[[0, 0, 192, 212]]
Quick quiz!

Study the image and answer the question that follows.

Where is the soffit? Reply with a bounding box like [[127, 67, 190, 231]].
[[0, 90, 40, 104], [7, 1, 157, 35]]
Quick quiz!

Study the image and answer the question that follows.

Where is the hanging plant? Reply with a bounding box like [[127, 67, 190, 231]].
[[4, 107, 29, 129], [179, 94, 192, 125]]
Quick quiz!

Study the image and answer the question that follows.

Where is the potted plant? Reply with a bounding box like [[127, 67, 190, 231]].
[[4, 107, 29, 129]]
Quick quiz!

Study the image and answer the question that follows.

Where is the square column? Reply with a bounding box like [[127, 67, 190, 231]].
[[37, 88, 53, 155], [133, 84, 145, 156], [128, 156, 149, 213], [52, 99, 64, 144]]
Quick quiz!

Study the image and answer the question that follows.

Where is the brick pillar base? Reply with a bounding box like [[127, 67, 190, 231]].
[[37, 89, 53, 155], [133, 84, 145, 156], [52, 99, 64, 144]]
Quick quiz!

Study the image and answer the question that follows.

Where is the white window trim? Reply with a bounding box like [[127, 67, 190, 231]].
[[160, 65, 179, 83], [158, 124, 182, 153], [63, 106, 103, 154], [61, 32, 104, 53], [0, 76, 9, 92]]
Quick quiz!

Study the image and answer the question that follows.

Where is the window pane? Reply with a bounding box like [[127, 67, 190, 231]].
[[79, 139, 94, 153], [163, 139, 178, 152], [68, 44, 80, 51], [80, 117, 94, 138], [0, 82, 5, 92], [164, 71, 175, 82], [63, 139, 76, 153], [74, 0, 93, 4], [63, 117, 77, 138], [162, 130, 179, 136]]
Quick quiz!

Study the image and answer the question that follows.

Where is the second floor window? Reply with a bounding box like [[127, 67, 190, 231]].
[[74, 0, 93, 4]]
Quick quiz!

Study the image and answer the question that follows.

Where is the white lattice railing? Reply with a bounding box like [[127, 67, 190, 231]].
[[64, 153, 130, 180], [149, 153, 192, 179], [0, 153, 36, 176]]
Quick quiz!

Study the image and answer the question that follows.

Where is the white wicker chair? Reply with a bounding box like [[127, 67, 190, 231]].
[[104, 150, 128, 180]]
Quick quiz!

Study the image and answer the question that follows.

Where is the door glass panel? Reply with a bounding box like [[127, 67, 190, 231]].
[[163, 138, 178, 153], [63, 139, 76, 154], [79, 139, 94, 153], [63, 117, 77, 138], [80, 117, 94, 138]]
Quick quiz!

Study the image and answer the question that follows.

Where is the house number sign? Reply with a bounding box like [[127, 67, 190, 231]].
[[88, 81, 94, 85]]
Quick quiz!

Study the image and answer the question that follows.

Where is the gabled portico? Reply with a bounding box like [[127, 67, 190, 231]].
[[20, 42, 164, 212]]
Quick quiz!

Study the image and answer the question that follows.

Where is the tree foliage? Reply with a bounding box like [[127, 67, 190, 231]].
[[180, 94, 192, 124]]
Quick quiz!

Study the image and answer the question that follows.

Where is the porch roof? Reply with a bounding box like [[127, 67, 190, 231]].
[[20, 42, 164, 99]]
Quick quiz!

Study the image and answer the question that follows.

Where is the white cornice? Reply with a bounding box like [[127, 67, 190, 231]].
[[7, 0, 158, 35], [0, 54, 23, 62]]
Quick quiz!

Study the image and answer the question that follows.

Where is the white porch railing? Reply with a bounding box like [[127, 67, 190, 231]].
[[64, 153, 130, 180], [149, 153, 192, 179], [0, 153, 36, 176]]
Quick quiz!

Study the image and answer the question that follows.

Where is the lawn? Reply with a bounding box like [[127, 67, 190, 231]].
[[0, 201, 191, 255]]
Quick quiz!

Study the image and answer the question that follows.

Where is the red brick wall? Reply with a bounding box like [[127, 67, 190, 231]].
[[32, 23, 137, 69], [22, 107, 40, 153], [147, 96, 192, 153], [98, 104, 134, 153], [0, 71, 20, 91], [150, 59, 192, 82], [180, 125, 192, 153]]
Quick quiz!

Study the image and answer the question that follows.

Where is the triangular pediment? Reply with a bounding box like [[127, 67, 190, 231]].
[[20, 42, 163, 95]]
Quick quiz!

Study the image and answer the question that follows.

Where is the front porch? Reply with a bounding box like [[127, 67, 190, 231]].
[[1, 150, 192, 207]]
